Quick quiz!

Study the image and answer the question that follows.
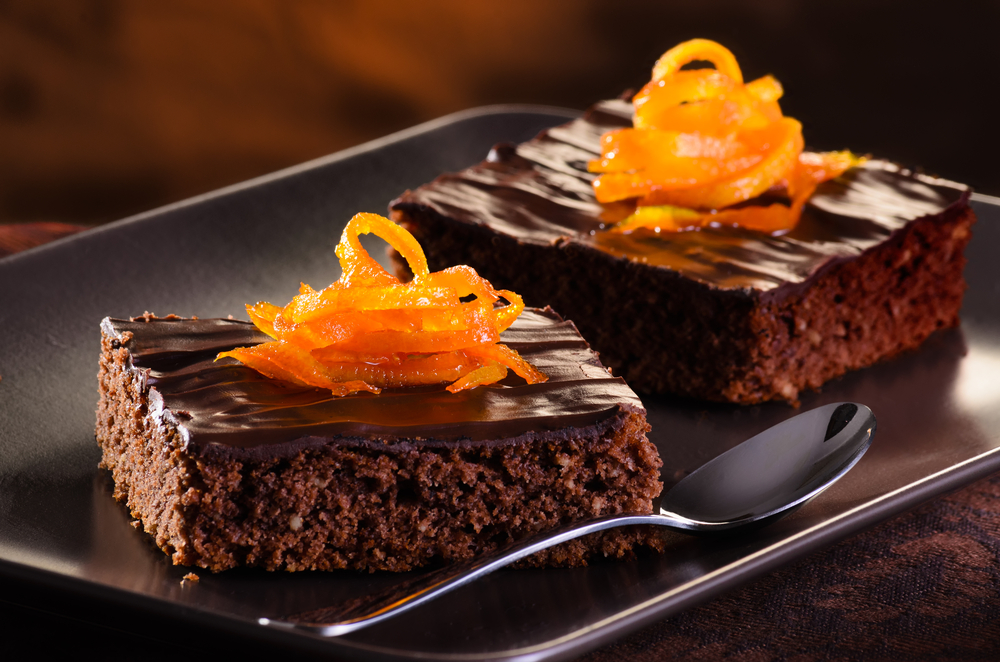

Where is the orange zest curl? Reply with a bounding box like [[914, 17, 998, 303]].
[[218, 213, 547, 396], [589, 39, 863, 234]]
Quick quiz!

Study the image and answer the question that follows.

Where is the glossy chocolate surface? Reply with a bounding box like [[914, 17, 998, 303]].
[[4, 108, 999, 661], [394, 99, 970, 292], [103, 309, 642, 454]]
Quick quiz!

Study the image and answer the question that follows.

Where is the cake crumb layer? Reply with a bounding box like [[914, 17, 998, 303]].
[[96, 310, 663, 572], [391, 100, 975, 404]]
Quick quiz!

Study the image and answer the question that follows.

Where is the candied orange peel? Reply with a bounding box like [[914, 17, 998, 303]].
[[589, 39, 863, 234], [218, 213, 546, 396]]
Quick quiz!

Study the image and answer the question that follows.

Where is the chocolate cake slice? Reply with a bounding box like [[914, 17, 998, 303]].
[[96, 308, 662, 572], [391, 99, 975, 404]]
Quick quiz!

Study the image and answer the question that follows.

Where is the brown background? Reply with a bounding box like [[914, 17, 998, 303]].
[[2, 0, 998, 230], [5, 3, 1000, 660]]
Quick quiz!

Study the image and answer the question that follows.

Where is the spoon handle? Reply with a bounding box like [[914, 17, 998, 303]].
[[260, 512, 666, 636], [259, 402, 874, 637]]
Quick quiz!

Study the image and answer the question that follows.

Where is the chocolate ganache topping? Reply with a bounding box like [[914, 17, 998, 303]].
[[392, 99, 970, 293], [102, 309, 641, 456]]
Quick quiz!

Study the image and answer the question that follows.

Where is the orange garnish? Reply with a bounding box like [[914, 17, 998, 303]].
[[589, 39, 863, 234], [218, 213, 547, 395]]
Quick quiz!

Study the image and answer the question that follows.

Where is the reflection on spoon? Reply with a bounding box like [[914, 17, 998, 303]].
[[261, 402, 875, 636]]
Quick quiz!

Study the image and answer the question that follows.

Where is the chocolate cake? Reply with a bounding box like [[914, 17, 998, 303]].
[[95, 308, 663, 572], [391, 99, 975, 404]]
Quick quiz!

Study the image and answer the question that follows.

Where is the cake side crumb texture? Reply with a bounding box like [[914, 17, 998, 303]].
[[390, 99, 975, 404], [96, 310, 663, 572]]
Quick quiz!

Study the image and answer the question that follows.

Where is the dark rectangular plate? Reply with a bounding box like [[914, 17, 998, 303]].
[[2, 107, 999, 661]]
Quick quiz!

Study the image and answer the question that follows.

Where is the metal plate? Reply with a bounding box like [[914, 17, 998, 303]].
[[2, 106, 999, 661]]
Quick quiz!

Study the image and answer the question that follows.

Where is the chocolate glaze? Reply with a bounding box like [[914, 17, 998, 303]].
[[102, 309, 642, 456], [393, 99, 971, 294]]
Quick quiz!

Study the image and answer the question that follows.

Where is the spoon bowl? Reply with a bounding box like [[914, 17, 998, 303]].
[[261, 402, 875, 636], [659, 402, 873, 531]]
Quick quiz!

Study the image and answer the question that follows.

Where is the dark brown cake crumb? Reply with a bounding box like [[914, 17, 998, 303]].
[[392, 205, 973, 406], [96, 312, 664, 572], [390, 100, 975, 405]]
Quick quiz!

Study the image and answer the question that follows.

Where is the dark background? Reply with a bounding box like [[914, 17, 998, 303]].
[[2, 0, 998, 230], [3, 3, 1000, 660]]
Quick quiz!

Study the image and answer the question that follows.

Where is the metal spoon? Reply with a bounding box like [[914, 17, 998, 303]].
[[260, 401, 875, 636]]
